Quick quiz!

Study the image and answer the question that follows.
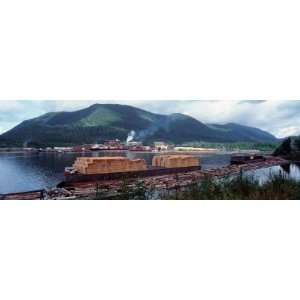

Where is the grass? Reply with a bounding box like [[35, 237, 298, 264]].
[[92, 170, 300, 200], [94, 179, 156, 200], [180, 141, 279, 152], [162, 171, 300, 200]]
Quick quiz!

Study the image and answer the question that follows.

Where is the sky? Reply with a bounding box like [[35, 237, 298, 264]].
[[0, 100, 299, 138]]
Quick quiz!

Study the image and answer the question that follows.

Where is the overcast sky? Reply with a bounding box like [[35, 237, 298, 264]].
[[0, 100, 299, 138]]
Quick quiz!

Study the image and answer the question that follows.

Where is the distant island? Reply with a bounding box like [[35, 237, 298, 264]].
[[0, 103, 279, 148]]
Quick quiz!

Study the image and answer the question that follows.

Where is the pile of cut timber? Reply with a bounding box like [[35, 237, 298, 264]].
[[73, 157, 147, 174], [152, 155, 199, 168]]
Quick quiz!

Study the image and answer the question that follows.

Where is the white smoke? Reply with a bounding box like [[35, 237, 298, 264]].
[[126, 130, 136, 143]]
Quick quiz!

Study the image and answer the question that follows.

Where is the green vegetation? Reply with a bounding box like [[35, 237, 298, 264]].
[[95, 183, 107, 199], [181, 141, 279, 152], [94, 179, 155, 200], [273, 136, 300, 159], [294, 138, 300, 150], [0, 103, 277, 147], [118, 179, 157, 200], [93, 171, 300, 200], [161, 171, 300, 200], [118, 180, 149, 200]]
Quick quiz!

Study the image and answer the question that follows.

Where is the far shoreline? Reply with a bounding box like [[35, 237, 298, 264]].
[[0, 149, 261, 155]]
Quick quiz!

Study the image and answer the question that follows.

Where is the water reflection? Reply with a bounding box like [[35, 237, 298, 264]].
[[245, 163, 300, 184], [0, 151, 231, 193], [3, 151, 299, 194], [0, 151, 300, 194]]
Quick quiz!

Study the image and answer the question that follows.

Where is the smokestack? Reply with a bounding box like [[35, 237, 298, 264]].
[[126, 130, 136, 143]]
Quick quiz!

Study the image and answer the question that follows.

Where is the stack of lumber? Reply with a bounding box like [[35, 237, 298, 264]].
[[152, 155, 199, 168], [73, 157, 147, 174]]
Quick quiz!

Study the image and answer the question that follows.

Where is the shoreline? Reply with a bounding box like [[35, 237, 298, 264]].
[[0, 148, 267, 155], [0, 149, 222, 154], [0, 156, 288, 200]]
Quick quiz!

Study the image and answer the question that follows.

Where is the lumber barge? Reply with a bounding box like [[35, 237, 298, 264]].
[[59, 156, 288, 199], [63, 165, 201, 183], [63, 155, 200, 183], [0, 156, 288, 200]]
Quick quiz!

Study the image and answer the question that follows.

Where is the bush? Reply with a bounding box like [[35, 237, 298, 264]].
[[161, 170, 300, 200], [117, 179, 153, 200]]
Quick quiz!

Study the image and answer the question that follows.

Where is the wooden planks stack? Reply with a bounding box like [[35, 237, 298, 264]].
[[152, 155, 199, 168], [73, 157, 147, 174]]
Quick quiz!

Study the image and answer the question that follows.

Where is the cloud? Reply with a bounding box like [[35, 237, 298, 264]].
[[0, 100, 300, 138], [238, 100, 267, 105]]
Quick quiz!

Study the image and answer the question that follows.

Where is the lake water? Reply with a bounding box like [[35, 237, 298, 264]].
[[0, 151, 300, 194], [244, 163, 300, 184]]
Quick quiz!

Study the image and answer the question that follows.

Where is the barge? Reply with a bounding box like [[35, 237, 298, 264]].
[[230, 154, 266, 165], [62, 165, 202, 184], [1, 156, 288, 200], [60, 155, 201, 185]]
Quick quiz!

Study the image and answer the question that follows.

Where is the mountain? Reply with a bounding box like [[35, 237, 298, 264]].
[[0, 104, 278, 147], [208, 123, 277, 143]]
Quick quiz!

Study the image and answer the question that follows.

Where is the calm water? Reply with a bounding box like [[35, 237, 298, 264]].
[[0, 151, 300, 194], [0, 151, 231, 193], [244, 163, 300, 184]]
